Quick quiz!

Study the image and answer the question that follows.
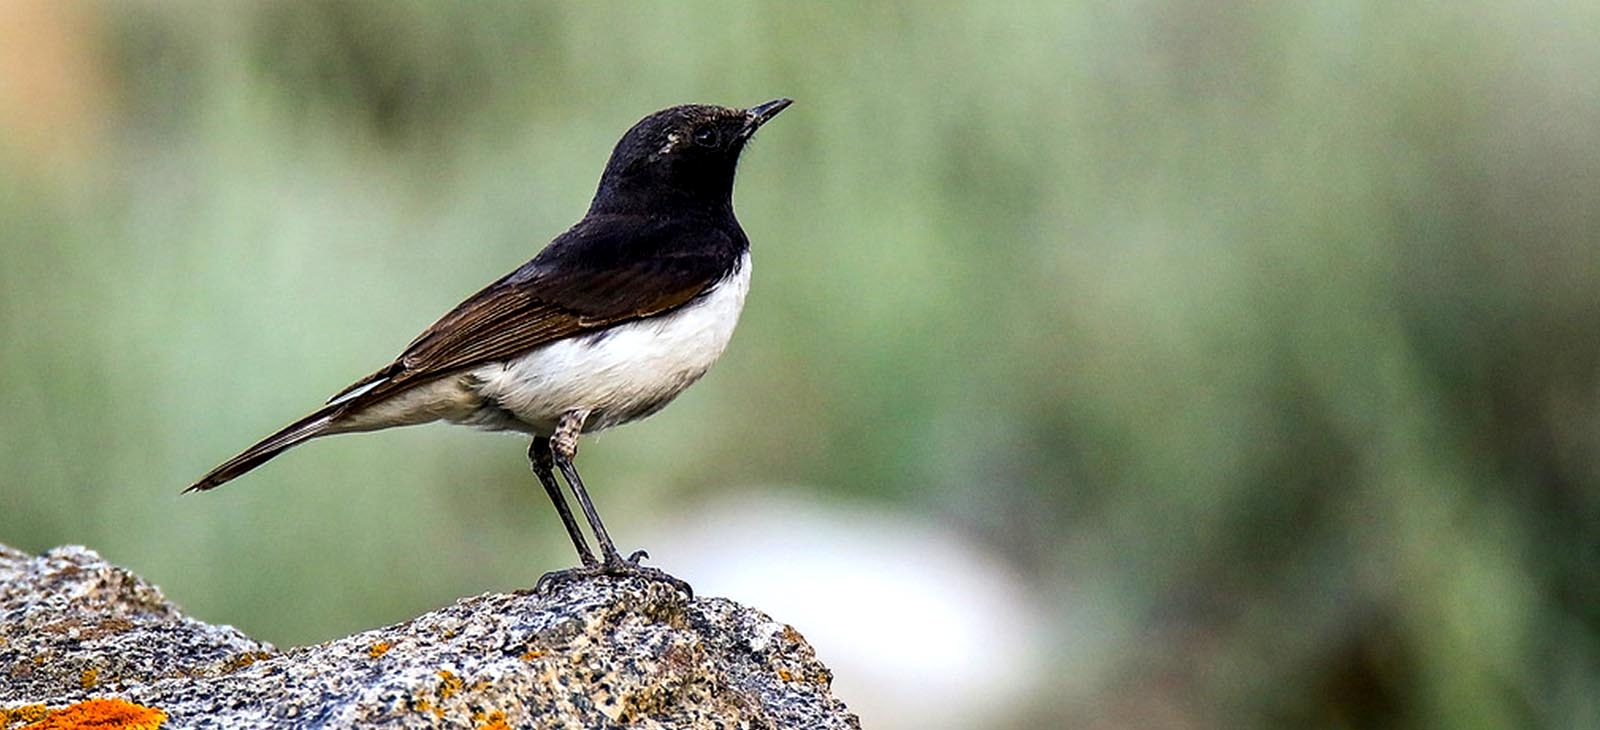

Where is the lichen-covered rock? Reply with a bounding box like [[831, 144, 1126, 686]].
[[0, 544, 859, 729], [0, 544, 272, 704]]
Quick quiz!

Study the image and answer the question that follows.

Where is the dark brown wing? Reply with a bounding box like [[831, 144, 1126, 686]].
[[395, 258, 718, 376], [332, 217, 743, 406]]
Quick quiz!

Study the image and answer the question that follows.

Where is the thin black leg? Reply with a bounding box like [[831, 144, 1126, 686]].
[[553, 451, 624, 565], [528, 437, 597, 568], [548, 410, 623, 564], [529, 409, 693, 597]]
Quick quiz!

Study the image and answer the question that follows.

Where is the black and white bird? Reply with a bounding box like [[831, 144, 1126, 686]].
[[189, 99, 793, 591]]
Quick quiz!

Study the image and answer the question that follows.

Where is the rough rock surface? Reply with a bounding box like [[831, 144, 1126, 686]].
[[0, 544, 859, 729]]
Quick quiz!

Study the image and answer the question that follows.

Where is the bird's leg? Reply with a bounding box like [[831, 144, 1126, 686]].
[[528, 437, 597, 568], [548, 409, 625, 565], [533, 408, 693, 597]]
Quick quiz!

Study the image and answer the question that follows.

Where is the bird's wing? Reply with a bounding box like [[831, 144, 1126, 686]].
[[329, 219, 740, 406]]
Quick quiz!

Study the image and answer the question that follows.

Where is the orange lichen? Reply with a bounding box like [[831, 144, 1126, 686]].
[[776, 668, 793, 682], [476, 711, 510, 730], [367, 641, 392, 658], [436, 670, 463, 700], [79, 668, 98, 689], [518, 649, 545, 661], [16, 698, 166, 729]]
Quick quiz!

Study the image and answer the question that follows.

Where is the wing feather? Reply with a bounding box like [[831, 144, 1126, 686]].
[[339, 217, 742, 408]]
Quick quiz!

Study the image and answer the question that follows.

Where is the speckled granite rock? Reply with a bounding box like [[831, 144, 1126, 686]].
[[0, 544, 859, 729]]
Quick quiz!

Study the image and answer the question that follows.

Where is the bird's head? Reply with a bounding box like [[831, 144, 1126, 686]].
[[590, 99, 792, 216]]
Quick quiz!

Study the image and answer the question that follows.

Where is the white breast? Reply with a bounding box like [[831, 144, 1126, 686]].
[[469, 251, 752, 435]]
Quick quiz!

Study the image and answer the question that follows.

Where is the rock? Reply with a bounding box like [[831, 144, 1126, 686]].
[[0, 544, 859, 729]]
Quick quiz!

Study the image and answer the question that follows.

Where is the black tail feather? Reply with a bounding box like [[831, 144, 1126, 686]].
[[186, 403, 345, 493]]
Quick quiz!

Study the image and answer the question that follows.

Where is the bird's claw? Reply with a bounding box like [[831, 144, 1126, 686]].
[[532, 550, 692, 597]]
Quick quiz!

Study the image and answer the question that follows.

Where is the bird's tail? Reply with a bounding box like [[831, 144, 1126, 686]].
[[186, 402, 345, 493]]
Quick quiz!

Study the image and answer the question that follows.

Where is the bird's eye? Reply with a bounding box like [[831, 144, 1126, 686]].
[[692, 125, 720, 148]]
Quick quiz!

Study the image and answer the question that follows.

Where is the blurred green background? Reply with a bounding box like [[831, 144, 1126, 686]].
[[3, 2, 1599, 727]]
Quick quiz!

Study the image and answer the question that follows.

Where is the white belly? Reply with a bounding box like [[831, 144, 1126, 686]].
[[468, 252, 751, 435]]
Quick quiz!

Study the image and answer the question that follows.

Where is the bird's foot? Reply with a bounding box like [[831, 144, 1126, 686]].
[[532, 549, 693, 597]]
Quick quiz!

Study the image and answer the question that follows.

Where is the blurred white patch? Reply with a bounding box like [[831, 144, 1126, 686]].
[[646, 489, 1046, 730]]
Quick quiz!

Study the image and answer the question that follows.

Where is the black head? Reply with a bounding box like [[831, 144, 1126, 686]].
[[589, 99, 792, 216]]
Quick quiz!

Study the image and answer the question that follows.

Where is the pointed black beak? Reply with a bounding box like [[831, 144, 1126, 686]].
[[741, 98, 793, 138]]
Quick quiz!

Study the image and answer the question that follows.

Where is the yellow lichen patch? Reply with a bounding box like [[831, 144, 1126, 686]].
[[0, 704, 49, 728], [79, 668, 98, 689], [367, 641, 392, 658], [774, 666, 831, 686], [37, 618, 134, 643], [21, 698, 166, 729], [476, 711, 510, 730], [219, 651, 272, 673], [436, 670, 463, 700], [518, 649, 545, 661]]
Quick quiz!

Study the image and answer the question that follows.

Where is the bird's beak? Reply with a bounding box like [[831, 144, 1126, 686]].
[[741, 98, 793, 138]]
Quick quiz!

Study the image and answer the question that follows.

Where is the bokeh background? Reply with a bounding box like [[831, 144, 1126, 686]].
[[3, 2, 1599, 727]]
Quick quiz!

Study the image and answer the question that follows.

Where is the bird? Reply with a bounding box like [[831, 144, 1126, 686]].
[[188, 99, 792, 593]]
